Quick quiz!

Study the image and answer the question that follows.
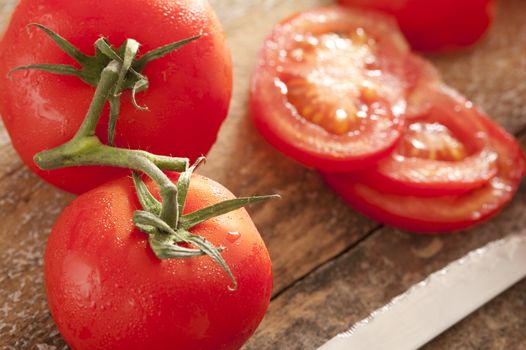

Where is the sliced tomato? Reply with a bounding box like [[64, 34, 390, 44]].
[[250, 6, 439, 172], [353, 87, 498, 196], [322, 114, 525, 233]]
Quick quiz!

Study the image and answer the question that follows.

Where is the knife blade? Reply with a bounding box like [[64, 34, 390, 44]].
[[318, 233, 526, 350]]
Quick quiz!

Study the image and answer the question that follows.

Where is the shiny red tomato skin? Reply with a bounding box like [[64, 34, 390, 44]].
[[44, 173, 272, 350], [338, 0, 497, 51], [0, 0, 232, 194], [322, 115, 525, 233]]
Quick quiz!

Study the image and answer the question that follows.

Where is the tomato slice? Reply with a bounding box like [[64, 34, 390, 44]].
[[322, 114, 525, 233], [250, 6, 439, 172], [354, 87, 498, 196]]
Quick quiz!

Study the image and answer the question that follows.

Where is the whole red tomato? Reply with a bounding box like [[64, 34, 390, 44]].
[[338, 0, 497, 51], [0, 0, 232, 194], [45, 172, 273, 350]]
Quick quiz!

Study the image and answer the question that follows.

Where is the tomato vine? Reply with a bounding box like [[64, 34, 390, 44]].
[[12, 24, 278, 289]]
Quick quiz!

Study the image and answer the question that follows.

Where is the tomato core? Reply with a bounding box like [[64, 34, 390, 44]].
[[398, 122, 467, 161], [278, 30, 385, 135]]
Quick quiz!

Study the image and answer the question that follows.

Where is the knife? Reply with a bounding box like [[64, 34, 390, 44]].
[[318, 233, 526, 350]]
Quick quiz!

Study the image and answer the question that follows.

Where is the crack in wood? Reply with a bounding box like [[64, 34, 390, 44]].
[[271, 224, 384, 300]]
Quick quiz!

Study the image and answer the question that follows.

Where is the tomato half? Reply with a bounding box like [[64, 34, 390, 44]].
[[250, 6, 439, 172], [45, 173, 273, 350], [322, 114, 525, 233], [338, 0, 497, 52], [0, 0, 232, 194], [353, 87, 498, 196]]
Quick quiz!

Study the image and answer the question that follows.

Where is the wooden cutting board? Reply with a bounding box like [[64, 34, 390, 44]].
[[1, 0, 525, 349]]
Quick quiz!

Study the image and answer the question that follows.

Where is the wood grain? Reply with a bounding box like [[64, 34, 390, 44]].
[[0, 0, 525, 349]]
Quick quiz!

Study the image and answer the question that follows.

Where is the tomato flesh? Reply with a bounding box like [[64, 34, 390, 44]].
[[338, 0, 497, 52], [0, 0, 232, 194], [250, 6, 439, 172], [354, 87, 498, 196], [322, 114, 525, 233], [45, 173, 273, 350], [281, 30, 387, 135]]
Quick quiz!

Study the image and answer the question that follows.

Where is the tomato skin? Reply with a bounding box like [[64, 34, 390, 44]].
[[250, 6, 439, 172], [322, 115, 525, 233], [338, 0, 497, 51], [44, 173, 272, 350], [0, 0, 232, 194]]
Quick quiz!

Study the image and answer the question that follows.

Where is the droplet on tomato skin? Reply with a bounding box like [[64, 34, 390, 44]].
[[226, 231, 241, 243], [19, 70, 30, 79], [471, 211, 482, 220]]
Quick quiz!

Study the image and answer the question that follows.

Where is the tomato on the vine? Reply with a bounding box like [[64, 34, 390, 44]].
[[323, 110, 525, 233], [352, 87, 499, 196], [250, 6, 439, 172], [45, 172, 273, 350], [338, 0, 497, 51], [0, 0, 232, 194]]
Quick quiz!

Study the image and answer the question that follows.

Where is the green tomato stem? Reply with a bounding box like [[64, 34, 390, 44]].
[[33, 59, 187, 229], [73, 61, 120, 139], [34, 137, 188, 173]]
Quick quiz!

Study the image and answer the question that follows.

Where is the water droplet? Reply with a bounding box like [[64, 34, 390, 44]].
[[226, 231, 241, 243]]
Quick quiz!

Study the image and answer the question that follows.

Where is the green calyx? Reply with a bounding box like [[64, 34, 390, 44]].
[[16, 24, 279, 290], [132, 167, 279, 291], [9, 23, 200, 145]]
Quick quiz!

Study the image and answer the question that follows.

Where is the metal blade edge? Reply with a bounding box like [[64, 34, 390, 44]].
[[318, 233, 526, 350]]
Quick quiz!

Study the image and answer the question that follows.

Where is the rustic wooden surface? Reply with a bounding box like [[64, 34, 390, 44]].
[[0, 0, 525, 349]]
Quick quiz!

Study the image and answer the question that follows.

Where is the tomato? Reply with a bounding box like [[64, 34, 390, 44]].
[[45, 172, 272, 350], [322, 113, 525, 233], [338, 0, 497, 52], [353, 87, 498, 196], [250, 6, 440, 172], [0, 0, 232, 194]]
